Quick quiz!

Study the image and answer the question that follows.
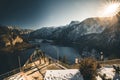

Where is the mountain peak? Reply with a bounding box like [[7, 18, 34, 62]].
[[69, 21, 80, 26]]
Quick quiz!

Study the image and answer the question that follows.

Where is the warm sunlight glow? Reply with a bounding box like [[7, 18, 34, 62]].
[[101, 0, 120, 17], [104, 3, 119, 15]]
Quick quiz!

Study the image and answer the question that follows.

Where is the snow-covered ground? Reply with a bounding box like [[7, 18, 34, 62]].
[[97, 66, 120, 80], [44, 67, 120, 80], [44, 69, 83, 80]]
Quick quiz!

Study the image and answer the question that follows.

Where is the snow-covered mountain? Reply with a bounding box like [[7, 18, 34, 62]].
[[0, 25, 35, 47], [67, 17, 114, 41], [30, 27, 56, 39], [7, 26, 33, 34], [30, 17, 116, 41]]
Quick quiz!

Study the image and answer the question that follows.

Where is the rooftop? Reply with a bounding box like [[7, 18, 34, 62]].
[[44, 69, 83, 80]]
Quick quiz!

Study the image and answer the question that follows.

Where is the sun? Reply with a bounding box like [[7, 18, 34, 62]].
[[101, 0, 120, 17], [104, 3, 119, 16]]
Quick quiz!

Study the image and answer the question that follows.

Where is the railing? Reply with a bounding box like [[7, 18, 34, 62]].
[[0, 56, 46, 79], [0, 53, 69, 79], [0, 68, 20, 80]]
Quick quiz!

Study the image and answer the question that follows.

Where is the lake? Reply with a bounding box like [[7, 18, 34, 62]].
[[38, 42, 81, 64]]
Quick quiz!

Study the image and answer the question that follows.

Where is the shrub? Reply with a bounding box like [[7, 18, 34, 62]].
[[79, 58, 98, 80]]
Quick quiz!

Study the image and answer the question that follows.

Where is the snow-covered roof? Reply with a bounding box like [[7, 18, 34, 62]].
[[44, 69, 83, 80]]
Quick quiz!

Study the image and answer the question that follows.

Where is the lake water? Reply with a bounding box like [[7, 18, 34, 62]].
[[38, 43, 81, 64]]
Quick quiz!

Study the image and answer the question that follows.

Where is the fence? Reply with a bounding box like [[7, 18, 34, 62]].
[[0, 53, 69, 79], [0, 67, 21, 80]]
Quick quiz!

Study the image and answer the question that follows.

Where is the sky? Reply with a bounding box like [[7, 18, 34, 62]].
[[0, 0, 106, 29]]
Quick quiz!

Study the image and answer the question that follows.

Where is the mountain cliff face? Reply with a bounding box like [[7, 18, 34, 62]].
[[5, 36, 23, 46], [0, 26, 32, 48], [30, 17, 117, 42], [0, 26, 23, 47], [30, 27, 56, 39], [7, 26, 33, 35]]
